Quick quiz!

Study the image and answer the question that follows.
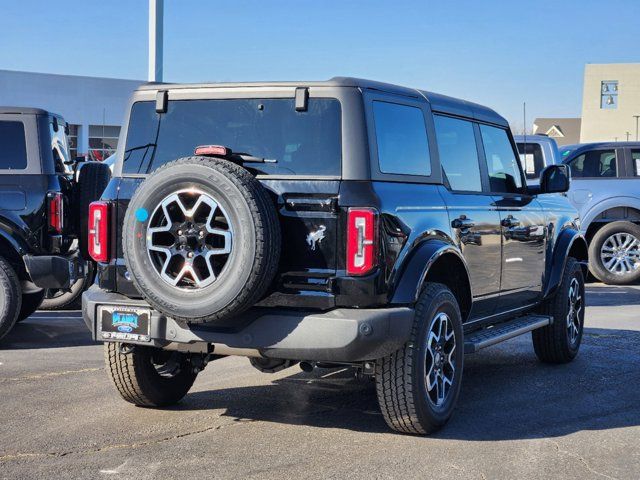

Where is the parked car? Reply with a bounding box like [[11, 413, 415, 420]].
[[0, 107, 110, 339], [561, 142, 640, 284], [515, 135, 561, 185], [82, 78, 587, 434]]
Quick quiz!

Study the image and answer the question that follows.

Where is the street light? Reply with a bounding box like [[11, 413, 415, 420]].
[[633, 115, 640, 141], [149, 0, 164, 82]]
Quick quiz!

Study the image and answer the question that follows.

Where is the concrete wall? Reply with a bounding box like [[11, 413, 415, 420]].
[[581, 64, 640, 142], [0, 69, 143, 155]]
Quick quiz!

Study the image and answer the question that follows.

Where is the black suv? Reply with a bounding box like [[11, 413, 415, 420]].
[[83, 78, 588, 434], [0, 107, 109, 340]]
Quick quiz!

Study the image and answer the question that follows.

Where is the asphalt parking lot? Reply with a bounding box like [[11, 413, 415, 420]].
[[1, 284, 639, 480]]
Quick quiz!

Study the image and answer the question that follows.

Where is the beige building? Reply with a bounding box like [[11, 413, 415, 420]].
[[580, 63, 640, 142], [532, 117, 581, 146]]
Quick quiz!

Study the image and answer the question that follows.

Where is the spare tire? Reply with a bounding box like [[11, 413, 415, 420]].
[[123, 156, 281, 325], [77, 162, 111, 258]]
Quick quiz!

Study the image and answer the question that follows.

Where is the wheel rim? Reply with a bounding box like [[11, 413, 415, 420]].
[[600, 232, 640, 276], [425, 312, 456, 407], [566, 277, 583, 346], [146, 188, 233, 290]]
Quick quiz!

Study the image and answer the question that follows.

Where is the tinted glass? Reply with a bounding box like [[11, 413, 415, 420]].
[[632, 149, 640, 176], [516, 142, 544, 179], [480, 125, 523, 193], [568, 149, 616, 178], [0, 121, 27, 170], [372, 101, 431, 176], [123, 98, 341, 176], [433, 115, 482, 192]]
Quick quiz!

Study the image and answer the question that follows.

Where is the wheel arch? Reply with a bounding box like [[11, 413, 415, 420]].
[[0, 227, 28, 278], [544, 228, 588, 299], [391, 240, 472, 321], [581, 197, 640, 234]]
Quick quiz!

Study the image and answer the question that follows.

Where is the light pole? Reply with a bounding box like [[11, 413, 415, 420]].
[[633, 115, 640, 141], [148, 0, 164, 82], [626, 132, 631, 141]]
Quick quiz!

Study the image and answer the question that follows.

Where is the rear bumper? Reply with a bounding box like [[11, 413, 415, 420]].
[[23, 253, 84, 289], [82, 288, 414, 362]]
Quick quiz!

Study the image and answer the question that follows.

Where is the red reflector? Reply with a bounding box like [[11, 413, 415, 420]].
[[88, 201, 110, 262], [346, 208, 378, 276], [194, 145, 231, 156], [48, 192, 63, 233]]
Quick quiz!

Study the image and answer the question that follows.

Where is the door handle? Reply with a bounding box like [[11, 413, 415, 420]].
[[452, 216, 475, 229], [501, 215, 520, 228]]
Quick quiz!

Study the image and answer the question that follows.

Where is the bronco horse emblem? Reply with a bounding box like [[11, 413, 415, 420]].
[[306, 225, 327, 251]]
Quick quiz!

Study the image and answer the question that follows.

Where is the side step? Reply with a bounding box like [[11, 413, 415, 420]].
[[464, 315, 552, 354]]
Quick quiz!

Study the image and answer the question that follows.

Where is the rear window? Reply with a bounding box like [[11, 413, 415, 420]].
[[516, 142, 544, 179], [123, 98, 341, 176], [0, 121, 28, 170]]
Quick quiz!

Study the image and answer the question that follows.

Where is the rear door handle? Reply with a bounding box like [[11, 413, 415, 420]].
[[452, 216, 475, 229], [501, 215, 520, 228]]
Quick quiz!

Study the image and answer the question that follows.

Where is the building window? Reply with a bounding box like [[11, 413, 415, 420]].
[[68, 124, 80, 159], [601, 81, 618, 109], [89, 125, 120, 161]]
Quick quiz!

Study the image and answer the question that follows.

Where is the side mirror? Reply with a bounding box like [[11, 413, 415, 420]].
[[540, 164, 570, 194]]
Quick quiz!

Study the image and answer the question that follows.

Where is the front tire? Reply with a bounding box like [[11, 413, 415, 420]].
[[375, 283, 464, 434], [104, 343, 198, 407], [532, 257, 585, 363], [588, 221, 640, 285]]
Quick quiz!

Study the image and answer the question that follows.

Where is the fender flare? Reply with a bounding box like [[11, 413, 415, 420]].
[[0, 224, 30, 273], [543, 228, 588, 299], [580, 196, 640, 232], [391, 239, 472, 306]]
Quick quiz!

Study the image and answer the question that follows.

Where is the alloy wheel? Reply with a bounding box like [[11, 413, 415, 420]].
[[566, 277, 583, 346], [425, 312, 457, 407], [600, 232, 640, 276]]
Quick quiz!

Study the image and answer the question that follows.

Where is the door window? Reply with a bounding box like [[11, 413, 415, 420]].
[[0, 121, 28, 170], [516, 142, 544, 179], [479, 125, 523, 194], [631, 149, 640, 176], [433, 115, 482, 192], [372, 101, 431, 176], [568, 150, 616, 178]]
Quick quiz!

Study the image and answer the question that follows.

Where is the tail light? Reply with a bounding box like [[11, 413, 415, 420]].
[[88, 201, 110, 262], [346, 208, 378, 276], [48, 192, 63, 233]]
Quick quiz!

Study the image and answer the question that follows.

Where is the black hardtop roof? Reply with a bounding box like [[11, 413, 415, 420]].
[[0, 106, 51, 115], [137, 77, 509, 127]]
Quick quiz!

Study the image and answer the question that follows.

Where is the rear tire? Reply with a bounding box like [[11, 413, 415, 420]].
[[0, 256, 21, 341], [375, 283, 464, 434], [104, 342, 198, 407], [588, 221, 640, 285], [532, 257, 585, 364], [16, 290, 46, 322], [77, 162, 111, 258]]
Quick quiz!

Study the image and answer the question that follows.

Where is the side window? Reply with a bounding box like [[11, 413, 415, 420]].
[[630, 149, 640, 176], [0, 121, 28, 170], [479, 125, 523, 194], [568, 150, 616, 178], [516, 143, 544, 179], [433, 115, 482, 192], [372, 101, 431, 176]]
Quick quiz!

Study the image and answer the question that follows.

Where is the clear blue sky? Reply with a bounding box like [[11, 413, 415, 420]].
[[1, 0, 638, 129]]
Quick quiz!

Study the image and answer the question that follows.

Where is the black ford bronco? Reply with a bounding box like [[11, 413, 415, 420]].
[[0, 107, 109, 340], [82, 78, 588, 434]]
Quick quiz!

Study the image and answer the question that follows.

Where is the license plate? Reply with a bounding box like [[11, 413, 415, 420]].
[[99, 306, 151, 342]]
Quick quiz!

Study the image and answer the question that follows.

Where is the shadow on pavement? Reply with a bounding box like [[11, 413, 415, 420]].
[[179, 326, 640, 440], [0, 311, 96, 349], [586, 285, 640, 307]]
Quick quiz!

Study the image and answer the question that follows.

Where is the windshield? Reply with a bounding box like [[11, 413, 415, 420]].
[[122, 98, 342, 176]]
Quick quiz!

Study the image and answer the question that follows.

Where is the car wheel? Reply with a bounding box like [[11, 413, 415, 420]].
[[16, 290, 46, 322], [588, 221, 640, 285], [40, 262, 95, 310], [104, 342, 198, 407], [375, 283, 464, 434], [0, 256, 22, 341], [122, 156, 280, 326], [533, 257, 585, 363]]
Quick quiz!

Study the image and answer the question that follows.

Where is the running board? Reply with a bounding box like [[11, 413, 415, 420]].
[[464, 315, 552, 354]]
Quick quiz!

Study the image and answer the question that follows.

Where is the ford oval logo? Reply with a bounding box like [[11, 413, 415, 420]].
[[117, 325, 134, 333]]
